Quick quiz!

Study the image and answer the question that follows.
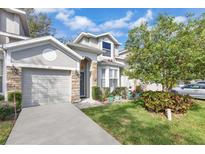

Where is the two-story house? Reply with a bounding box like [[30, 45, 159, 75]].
[[0, 8, 128, 108], [0, 8, 30, 98], [67, 32, 125, 98]]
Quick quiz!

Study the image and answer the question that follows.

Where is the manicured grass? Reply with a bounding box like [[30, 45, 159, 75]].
[[0, 120, 14, 144], [82, 100, 205, 144]]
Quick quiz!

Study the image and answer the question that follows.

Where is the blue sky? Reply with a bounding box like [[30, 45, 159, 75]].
[[35, 8, 205, 49]]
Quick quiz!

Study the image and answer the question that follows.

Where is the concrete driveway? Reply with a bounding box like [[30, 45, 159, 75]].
[[6, 103, 120, 145]]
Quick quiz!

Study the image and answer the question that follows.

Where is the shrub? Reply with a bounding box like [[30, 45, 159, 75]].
[[141, 91, 194, 114], [8, 92, 22, 109], [92, 86, 102, 101], [135, 85, 143, 93], [0, 103, 14, 120], [101, 88, 110, 101], [0, 95, 4, 101], [8, 91, 22, 103], [111, 87, 127, 99]]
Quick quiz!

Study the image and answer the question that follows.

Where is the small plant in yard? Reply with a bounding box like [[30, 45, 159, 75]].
[[0, 92, 22, 121], [101, 88, 110, 101], [8, 91, 22, 110], [0, 95, 4, 101], [135, 85, 143, 93], [0, 103, 15, 121], [92, 86, 102, 101], [141, 91, 194, 114]]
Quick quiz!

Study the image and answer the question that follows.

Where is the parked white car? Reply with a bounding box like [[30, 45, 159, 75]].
[[197, 81, 205, 84], [171, 84, 205, 99]]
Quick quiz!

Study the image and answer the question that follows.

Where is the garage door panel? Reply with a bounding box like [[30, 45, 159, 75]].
[[22, 68, 71, 107]]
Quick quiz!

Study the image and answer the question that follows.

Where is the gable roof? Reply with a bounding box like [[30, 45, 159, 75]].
[[3, 36, 83, 61], [67, 43, 103, 55], [2, 8, 30, 37], [73, 32, 121, 45]]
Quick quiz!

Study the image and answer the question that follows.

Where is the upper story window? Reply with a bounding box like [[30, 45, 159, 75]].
[[102, 41, 111, 57]]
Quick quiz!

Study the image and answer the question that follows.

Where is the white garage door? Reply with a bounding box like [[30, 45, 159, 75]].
[[22, 68, 71, 107]]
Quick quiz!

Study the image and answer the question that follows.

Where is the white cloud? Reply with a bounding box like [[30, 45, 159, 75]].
[[55, 9, 134, 33], [56, 10, 75, 21], [56, 10, 97, 31], [35, 8, 65, 13], [129, 9, 153, 28], [99, 11, 133, 30], [109, 31, 126, 37], [174, 16, 187, 24], [66, 16, 96, 30]]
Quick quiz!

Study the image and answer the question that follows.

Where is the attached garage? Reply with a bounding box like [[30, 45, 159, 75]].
[[4, 36, 82, 107], [22, 68, 71, 107]]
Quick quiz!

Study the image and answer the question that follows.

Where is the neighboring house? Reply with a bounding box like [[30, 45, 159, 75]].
[[118, 49, 163, 91], [0, 8, 29, 44]]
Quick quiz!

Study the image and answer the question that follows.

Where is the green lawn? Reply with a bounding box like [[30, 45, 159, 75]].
[[82, 100, 205, 144], [0, 120, 14, 144]]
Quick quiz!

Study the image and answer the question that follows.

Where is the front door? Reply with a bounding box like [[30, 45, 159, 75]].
[[80, 72, 85, 97]]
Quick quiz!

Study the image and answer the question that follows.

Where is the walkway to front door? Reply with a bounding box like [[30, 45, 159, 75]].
[[6, 103, 119, 145]]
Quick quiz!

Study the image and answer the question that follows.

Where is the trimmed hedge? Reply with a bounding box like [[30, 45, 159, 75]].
[[111, 87, 127, 99], [92, 86, 102, 101], [0, 103, 15, 120], [141, 91, 194, 114], [0, 95, 4, 101]]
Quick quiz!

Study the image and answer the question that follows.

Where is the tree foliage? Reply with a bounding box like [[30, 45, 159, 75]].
[[125, 14, 205, 91], [21, 8, 55, 38]]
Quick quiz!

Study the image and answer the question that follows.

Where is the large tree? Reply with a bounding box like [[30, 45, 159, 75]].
[[21, 8, 55, 38], [125, 14, 205, 91]]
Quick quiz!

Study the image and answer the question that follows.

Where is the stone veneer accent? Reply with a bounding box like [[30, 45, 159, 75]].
[[7, 66, 22, 92], [90, 61, 97, 87], [7, 66, 81, 103], [71, 70, 80, 103]]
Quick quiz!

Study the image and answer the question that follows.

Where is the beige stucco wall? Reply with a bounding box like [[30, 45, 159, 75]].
[[10, 43, 78, 69]]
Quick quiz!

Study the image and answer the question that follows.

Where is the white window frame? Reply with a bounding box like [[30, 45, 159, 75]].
[[101, 68, 106, 87], [109, 68, 118, 90], [102, 41, 111, 57]]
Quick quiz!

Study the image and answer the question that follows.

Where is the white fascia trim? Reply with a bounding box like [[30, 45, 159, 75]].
[[67, 43, 103, 55], [8, 63, 77, 71], [119, 49, 128, 55], [3, 8, 26, 15], [97, 32, 121, 45], [73, 32, 121, 45], [2, 9, 29, 36], [0, 31, 29, 40], [4, 36, 83, 61]]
